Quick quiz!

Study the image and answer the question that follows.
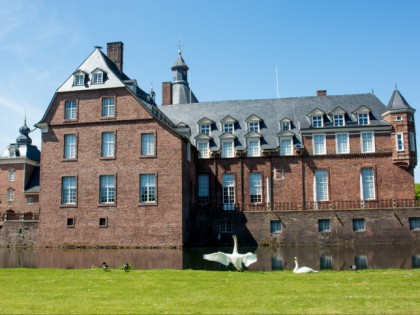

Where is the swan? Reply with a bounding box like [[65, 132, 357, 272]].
[[293, 257, 318, 273], [203, 235, 257, 271]]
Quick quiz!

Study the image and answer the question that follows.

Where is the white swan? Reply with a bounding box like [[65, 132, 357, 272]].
[[203, 235, 257, 271], [293, 257, 318, 273]]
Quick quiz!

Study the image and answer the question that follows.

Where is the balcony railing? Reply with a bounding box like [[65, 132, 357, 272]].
[[194, 199, 420, 213], [1, 211, 39, 221]]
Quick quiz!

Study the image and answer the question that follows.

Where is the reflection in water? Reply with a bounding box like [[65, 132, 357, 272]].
[[1, 244, 420, 270]]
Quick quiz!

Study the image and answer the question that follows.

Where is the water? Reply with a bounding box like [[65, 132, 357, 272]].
[[1, 244, 420, 270]]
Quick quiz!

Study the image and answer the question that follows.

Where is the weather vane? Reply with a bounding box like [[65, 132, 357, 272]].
[[177, 39, 184, 54]]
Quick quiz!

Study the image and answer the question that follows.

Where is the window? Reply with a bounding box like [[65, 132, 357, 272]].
[[64, 134, 77, 159], [320, 256, 332, 270], [249, 122, 259, 132], [361, 132, 375, 153], [219, 219, 232, 232], [334, 114, 344, 126], [65, 100, 77, 120], [412, 255, 420, 268], [249, 173, 262, 204], [74, 74, 84, 86], [270, 220, 282, 233], [336, 133, 349, 154], [281, 121, 290, 131], [280, 138, 293, 156], [99, 217, 108, 227], [222, 174, 235, 210], [314, 170, 328, 201], [353, 218, 365, 232], [318, 219, 331, 232], [313, 134, 326, 155], [197, 141, 209, 158], [66, 218, 75, 227], [221, 140, 234, 158], [396, 116, 403, 122], [247, 139, 260, 157], [92, 72, 103, 84], [141, 133, 155, 156], [100, 175, 115, 204], [9, 149, 16, 158], [102, 97, 115, 117], [358, 113, 369, 125], [396, 133, 404, 151], [101, 132, 115, 158], [355, 255, 368, 269], [27, 198, 33, 205], [361, 168, 375, 200], [140, 174, 156, 203], [62, 176, 76, 204], [198, 174, 209, 204], [272, 256, 283, 270], [223, 123, 234, 133], [312, 116, 323, 127], [187, 143, 191, 162], [9, 170, 15, 181], [410, 133, 416, 152], [409, 217, 420, 231], [7, 189, 14, 201], [200, 124, 210, 135]]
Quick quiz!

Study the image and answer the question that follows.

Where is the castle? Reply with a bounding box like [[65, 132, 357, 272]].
[[1, 42, 419, 247]]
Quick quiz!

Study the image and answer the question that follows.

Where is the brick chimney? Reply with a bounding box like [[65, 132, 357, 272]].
[[107, 42, 124, 73], [162, 82, 173, 105], [316, 90, 327, 96]]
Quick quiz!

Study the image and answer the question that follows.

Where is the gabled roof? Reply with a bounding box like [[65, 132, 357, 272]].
[[277, 130, 295, 137], [245, 114, 262, 122], [221, 115, 237, 124], [244, 131, 262, 138], [306, 108, 326, 117], [328, 106, 346, 115]]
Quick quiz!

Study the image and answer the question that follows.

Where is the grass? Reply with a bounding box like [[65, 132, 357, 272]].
[[1, 268, 420, 314]]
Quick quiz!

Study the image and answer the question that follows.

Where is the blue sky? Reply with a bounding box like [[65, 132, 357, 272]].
[[1, 0, 419, 179]]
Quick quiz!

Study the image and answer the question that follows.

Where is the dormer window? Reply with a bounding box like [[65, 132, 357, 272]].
[[282, 121, 291, 131], [198, 117, 214, 136], [334, 114, 344, 126], [223, 123, 234, 133], [73, 72, 85, 86], [249, 122, 259, 132], [220, 116, 237, 134], [312, 115, 323, 128], [92, 72, 103, 84], [8, 148, 16, 158], [358, 113, 369, 125], [200, 124, 210, 135]]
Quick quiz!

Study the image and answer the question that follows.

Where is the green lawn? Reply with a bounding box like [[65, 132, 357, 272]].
[[1, 268, 419, 314]]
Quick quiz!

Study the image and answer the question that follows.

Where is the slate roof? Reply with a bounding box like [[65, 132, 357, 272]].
[[25, 167, 40, 193], [160, 93, 392, 151], [387, 89, 415, 111]]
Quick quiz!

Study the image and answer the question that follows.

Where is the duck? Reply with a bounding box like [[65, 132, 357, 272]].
[[203, 235, 257, 271], [293, 257, 318, 273]]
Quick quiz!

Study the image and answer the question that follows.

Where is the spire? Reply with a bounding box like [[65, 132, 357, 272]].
[[387, 89, 414, 111], [16, 118, 32, 145]]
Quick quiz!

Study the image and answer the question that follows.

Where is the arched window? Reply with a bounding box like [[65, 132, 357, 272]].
[[7, 188, 15, 201], [9, 170, 15, 181]]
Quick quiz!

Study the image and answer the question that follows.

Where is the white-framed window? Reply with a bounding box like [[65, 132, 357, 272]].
[[223, 123, 234, 133], [249, 173, 262, 204], [200, 124, 210, 135], [396, 116, 403, 122], [281, 121, 291, 131], [312, 115, 323, 128], [141, 133, 155, 156], [102, 97, 115, 117], [7, 188, 14, 201], [219, 219, 232, 232], [198, 174, 209, 204], [140, 174, 156, 203], [410, 133, 416, 152], [64, 134, 77, 159], [102, 132, 115, 157], [280, 138, 293, 156], [353, 218, 365, 232], [197, 141, 210, 158], [361, 167, 375, 200], [221, 140, 234, 158], [361, 132, 375, 153], [358, 113, 369, 125], [92, 72, 103, 84], [62, 176, 76, 204], [222, 174, 235, 209], [74, 74, 84, 86], [270, 220, 282, 233], [249, 121, 259, 132], [409, 217, 420, 231], [27, 198, 33, 205], [313, 134, 326, 155], [9, 170, 15, 182], [100, 175, 115, 204], [247, 139, 260, 157], [9, 149, 16, 158], [314, 169, 328, 201], [334, 114, 344, 126], [336, 133, 349, 154], [396, 133, 404, 151], [318, 219, 331, 232], [65, 100, 77, 120]]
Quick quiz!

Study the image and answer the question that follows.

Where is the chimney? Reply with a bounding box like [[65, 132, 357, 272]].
[[316, 90, 327, 96], [162, 82, 173, 105], [107, 42, 124, 73]]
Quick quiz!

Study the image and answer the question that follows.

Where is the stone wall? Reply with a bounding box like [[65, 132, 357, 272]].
[[0, 221, 38, 246]]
